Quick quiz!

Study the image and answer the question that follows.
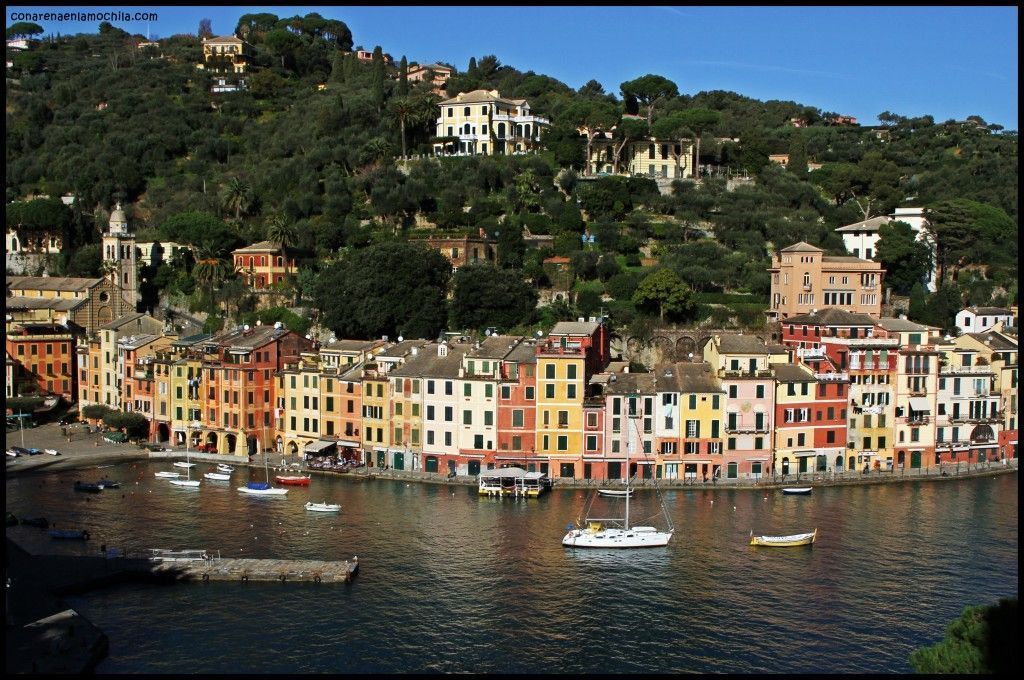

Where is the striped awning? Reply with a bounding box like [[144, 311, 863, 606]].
[[908, 397, 931, 412]]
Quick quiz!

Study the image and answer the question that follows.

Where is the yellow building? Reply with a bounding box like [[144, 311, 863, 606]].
[[587, 134, 695, 179], [535, 339, 586, 473], [232, 241, 296, 290], [654, 362, 725, 480], [198, 35, 253, 73], [276, 352, 324, 456], [434, 89, 549, 156]]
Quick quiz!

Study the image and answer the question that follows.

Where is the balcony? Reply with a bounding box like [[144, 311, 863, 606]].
[[796, 347, 826, 359], [726, 422, 769, 434], [815, 371, 849, 381], [906, 417, 930, 427]]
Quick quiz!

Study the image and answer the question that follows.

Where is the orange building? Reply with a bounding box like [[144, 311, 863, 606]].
[[232, 241, 297, 289], [5, 323, 76, 399], [768, 242, 885, 321]]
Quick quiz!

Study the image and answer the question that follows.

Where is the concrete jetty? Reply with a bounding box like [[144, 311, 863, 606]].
[[144, 554, 359, 583]]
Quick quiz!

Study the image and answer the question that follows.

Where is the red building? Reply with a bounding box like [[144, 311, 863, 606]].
[[197, 324, 313, 456], [496, 338, 539, 466], [5, 323, 76, 400]]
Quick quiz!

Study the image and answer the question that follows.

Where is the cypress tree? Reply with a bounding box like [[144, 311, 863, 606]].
[[397, 55, 409, 95], [371, 46, 385, 110]]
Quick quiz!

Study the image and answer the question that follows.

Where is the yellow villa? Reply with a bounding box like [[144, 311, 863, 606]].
[[433, 89, 549, 156]]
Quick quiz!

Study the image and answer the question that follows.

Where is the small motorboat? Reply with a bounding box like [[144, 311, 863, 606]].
[[305, 501, 341, 512], [238, 482, 288, 496], [275, 475, 311, 486], [597, 489, 633, 497], [20, 517, 50, 528], [96, 479, 120, 489], [44, 448, 62, 456], [216, 464, 234, 473], [50, 529, 90, 540], [155, 471, 181, 478], [782, 487, 812, 495], [750, 529, 817, 547], [74, 481, 103, 493], [204, 472, 231, 481], [173, 461, 196, 469]]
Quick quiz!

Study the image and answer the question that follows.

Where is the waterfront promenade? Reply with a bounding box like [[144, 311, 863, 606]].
[[6, 423, 1018, 489]]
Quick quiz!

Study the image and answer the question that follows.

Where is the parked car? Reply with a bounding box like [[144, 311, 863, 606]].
[[44, 448, 62, 456], [26, 448, 43, 455], [8, 446, 30, 456]]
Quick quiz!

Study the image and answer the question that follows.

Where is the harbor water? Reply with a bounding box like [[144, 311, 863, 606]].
[[5, 463, 1018, 673]]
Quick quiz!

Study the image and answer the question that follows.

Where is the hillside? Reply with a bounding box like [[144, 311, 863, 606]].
[[4, 16, 1018, 339]]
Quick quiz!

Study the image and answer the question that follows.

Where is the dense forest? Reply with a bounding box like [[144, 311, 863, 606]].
[[5, 14, 1018, 339]]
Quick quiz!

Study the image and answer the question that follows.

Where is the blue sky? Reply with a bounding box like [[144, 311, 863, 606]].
[[7, 5, 1019, 128]]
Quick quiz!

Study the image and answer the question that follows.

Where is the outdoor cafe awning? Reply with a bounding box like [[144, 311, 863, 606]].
[[794, 450, 819, 458], [304, 439, 337, 454]]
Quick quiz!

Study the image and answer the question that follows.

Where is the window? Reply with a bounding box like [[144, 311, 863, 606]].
[[545, 384, 555, 399], [567, 364, 577, 379], [567, 384, 576, 399], [525, 387, 535, 400], [464, 383, 472, 397], [485, 384, 493, 399], [513, 410, 524, 427], [729, 385, 737, 398], [756, 385, 765, 399], [444, 406, 453, 422], [586, 435, 598, 451], [463, 410, 472, 425], [546, 364, 555, 379], [484, 411, 493, 426]]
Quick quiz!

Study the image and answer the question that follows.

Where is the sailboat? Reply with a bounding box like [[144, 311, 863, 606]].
[[169, 448, 200, 487], [238, 455, 288, 496], [563, 404, 673, 548]]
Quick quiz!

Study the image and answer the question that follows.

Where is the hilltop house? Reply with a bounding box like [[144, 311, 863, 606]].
[[434, 90, 548, 156]]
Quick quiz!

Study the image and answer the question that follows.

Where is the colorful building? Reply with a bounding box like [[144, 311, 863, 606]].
[[768, 242, 885, 321], [5, 323, 76, 399]]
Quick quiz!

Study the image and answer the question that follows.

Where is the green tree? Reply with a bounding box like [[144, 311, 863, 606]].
[[81, 404, 115, 421], [632, 268, 696, 323], [909, 598, 1017, 674], [496, 221, 526, 269], [620, 74, 679, 126], [389, 96, 416, 159], [397, 55, 409, 96], [265, 213, 298, 278], [314, 242, 451, 340], [264, 28, 302, 69], [6, 22, 44, 39], [565, 100, 620, 175], [102, 410, 150, 439], [610, 118, 650, 174], [220, 176, 253, 221], [651, 113, 694, 178], [875, 220, 932, 295], [450, 264, 538, 331], [675, 108, 721, 177], [161, 212, 239, 256], [787, 130, 808, 179]]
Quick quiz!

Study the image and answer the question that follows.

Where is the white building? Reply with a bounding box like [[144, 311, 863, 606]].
[[433, 89, 548, 156], [834, 207, 937, 292], [955, 307, 1015, 334]]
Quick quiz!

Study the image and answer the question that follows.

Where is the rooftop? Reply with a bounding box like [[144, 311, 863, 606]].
[[964, 306, 1013, 316], [602, 372, 656, 396], [875, 317, 933, 333], [549, 320, 600, 336], [209, 325, 290, 350], [715, 334, 777, 355], [439, 89, 527, 106], [780, 241, 823, 253], [99, 312, 153, 331], [232, 240, 283, 254], [834, 216, 893, 233], [964, 332, 1018, 352], [785, 308, 877, 327], [5, 296, 86, 312], [389, 343, 470, 379], [377, 339, 430, 359], [7, 275, 102, 292], [468, 335, 525, 360], [773, 363, 816, 383]]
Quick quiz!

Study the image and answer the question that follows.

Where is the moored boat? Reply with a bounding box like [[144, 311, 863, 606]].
[[782, 487, 812, 495], [169, 478, 201, 487], [50, 529, 90, 540], [305, 501, 341, 512], [204, 472, 231, 481], [238, 482, 288, 496], [216, 464, 234, 473], [173, 461, 196, 469], [96, 479, 120, 489], [154, 471, 181, 478], [749, 529, 817, 547], [597, 489, 633, 498], [275, 475, 311, 486], [73, 481, 103, 493]]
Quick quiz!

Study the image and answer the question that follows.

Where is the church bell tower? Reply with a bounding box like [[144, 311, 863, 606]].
[[101, 202, 138, 311]]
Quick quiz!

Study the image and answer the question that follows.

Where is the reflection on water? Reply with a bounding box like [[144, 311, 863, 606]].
[[5, 464, 1018, 673]]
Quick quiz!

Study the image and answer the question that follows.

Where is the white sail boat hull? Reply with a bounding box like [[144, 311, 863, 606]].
[[169, 479, 201, 487], [562, 526, 673, 548], [154, 471, 181, 478], [173, 461, 196, 468], [204, 472, 231, 481], [237, 486, 288, 496]]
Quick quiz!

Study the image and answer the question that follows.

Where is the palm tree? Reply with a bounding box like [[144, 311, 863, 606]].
[[220, 176, 253, 221], [265, 213, 298, 279], [390, 96, 416, 159], [100, 259, 119, 285]]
